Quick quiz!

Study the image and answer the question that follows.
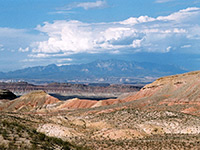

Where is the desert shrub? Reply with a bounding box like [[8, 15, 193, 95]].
[[0, 144, 6, 150], [38, 132, 46, 141], [2, 129, 8, 139]]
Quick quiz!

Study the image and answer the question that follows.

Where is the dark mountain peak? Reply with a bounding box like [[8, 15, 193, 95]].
[[44, 64, 59, 71], [46, 64, 57, 68]]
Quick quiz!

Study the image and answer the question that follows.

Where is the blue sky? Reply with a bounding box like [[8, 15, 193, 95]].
[[0, 0, 200, 71]]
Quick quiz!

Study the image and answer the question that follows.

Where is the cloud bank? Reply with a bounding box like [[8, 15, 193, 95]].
[[30, 7, 200, 58]]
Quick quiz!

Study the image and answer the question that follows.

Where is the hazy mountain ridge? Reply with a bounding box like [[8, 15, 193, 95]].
[[0, 59, 186, 83]]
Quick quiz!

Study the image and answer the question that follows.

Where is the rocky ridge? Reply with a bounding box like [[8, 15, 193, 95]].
[[122, 70, 200, 115], [0, 91, 60, 112], [0, 82, 141, 100]]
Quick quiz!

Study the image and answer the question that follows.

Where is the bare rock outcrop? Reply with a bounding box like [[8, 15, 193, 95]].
[[0, 89, 17, 100]]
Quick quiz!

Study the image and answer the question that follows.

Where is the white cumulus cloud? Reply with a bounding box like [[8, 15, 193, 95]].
[[120, 16, 155, 25], [64, 0, 107, 10], [76, 0, 107, 10], [18, 47, 29, 52], [157, 7, 200, 22], [30, 7, 200, 58]]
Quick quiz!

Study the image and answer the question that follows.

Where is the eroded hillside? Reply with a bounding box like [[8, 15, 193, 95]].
[[123, 71, 200, 115], [1, 71, 200, 149]]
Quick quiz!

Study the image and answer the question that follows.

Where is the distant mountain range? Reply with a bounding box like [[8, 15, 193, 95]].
[[0, 59, 187, 84]]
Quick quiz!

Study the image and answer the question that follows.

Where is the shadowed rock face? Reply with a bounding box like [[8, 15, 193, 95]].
[[0, 89, 17, 100]]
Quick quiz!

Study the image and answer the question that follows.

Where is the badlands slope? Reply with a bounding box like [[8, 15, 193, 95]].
[[2, 71, 200, 115], [1, 71, 200, 149], [122, 71, 200, 115]]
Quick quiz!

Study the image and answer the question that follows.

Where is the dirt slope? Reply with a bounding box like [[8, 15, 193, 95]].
[[122, 71, 200, 115], [0, 90, 60, 112]]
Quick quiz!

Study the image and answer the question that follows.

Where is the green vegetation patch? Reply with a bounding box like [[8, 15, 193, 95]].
[[0, 114, 88, 150]]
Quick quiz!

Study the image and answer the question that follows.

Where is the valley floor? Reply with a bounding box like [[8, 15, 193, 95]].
[[1, 107, 200, 150]]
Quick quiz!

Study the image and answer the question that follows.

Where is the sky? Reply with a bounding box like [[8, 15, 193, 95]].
[[0, 0, 200, 72]]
